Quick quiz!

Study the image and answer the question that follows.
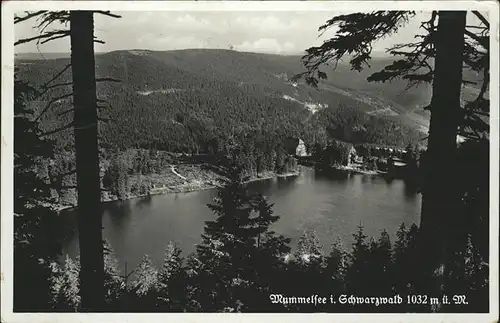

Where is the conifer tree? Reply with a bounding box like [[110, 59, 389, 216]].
[[14, 76, 61, 311], [461, 234, 488, 312], [157, 242, 187, 311], [346, 224, 371, 295], [294, 10, 490, 295], [195, 163, 290, 311], [49, 255, 81, 312], [323, 237, 349, 311], [367, 230, 393, 296], [392, 223, 410, 294], [133, 254, 159, 298], [103, 241, 126, 308], [294, 229, 324, 264], [326, 237, 348, 284], [183, 253, 205, 312], [284, 229, 326, 312], [251, 193, 280, 248], [195, 165, 260, 311], [15, 10, 121, 310]]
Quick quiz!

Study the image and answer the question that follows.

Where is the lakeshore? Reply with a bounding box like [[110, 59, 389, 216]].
[[297, 158, 387, 176], [54, 164, 301, 213], [331, 165, 387, 176]]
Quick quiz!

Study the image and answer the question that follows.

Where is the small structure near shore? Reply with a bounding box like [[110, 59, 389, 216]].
[[283, 137, 310, 157], [295, 139, 309, 157]]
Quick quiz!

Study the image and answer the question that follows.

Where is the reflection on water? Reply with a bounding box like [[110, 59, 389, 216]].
[[382, 175, 395, 185], [135, 195, 153, 208], [403, 181, 419, 200], [60, 168, 421, 272]]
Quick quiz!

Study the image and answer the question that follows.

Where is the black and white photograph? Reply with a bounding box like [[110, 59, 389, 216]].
[[1, 1, 498, 321]]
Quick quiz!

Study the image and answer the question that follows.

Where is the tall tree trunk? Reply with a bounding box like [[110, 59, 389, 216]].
[[418, 11, 466, 292], [70, 11, 104, 311]]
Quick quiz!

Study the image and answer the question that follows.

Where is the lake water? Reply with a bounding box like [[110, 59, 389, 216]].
[[59, 168, 421, 273]]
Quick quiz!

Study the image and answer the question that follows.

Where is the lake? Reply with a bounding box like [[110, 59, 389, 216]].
[[59, 167, 421, 273]]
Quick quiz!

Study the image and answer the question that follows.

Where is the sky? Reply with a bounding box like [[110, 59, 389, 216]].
[[14, 11, 484, 56]]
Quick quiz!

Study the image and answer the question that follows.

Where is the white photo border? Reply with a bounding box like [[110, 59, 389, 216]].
[[1, 1, 499, 323]]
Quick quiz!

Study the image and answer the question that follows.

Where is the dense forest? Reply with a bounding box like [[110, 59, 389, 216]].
[[17, 50, 426, 154], [15, 50, 429, 207]]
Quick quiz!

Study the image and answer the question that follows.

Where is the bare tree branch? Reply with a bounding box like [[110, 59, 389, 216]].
[[41, 64, 71, 89], [464, 29, 489, 49], [14, 11, 48, 24], [35, 11, 70, 30], [462, 80, 478, 85], [39, 121, 74, 137], [95, 77, 121, 83], [15, 30, 70, 46], [466, 25, 489, 30], [97, 98, 111, 107], [98, 117, 113, 123], [74, 123, 97, 131], [40, 33, 70, 45], [94, 11, 122, 18], [41, 82, 73, 93], [472, 11, 490, 28], [57, 108, 76, 117], [53, 169, 77, 178], [34, 93, 73, 122], [476, 67, 489, 102], [61, 185, 78, 189]]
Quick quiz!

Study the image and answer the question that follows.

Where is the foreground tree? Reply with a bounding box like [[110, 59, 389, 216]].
[[157, 242, 187, 311], [194, 164, 290, 311], [49, 255, 81, 311], [15, 10, 121, 310], [70, 11, 106, 310], [294, 10, 490, 296]]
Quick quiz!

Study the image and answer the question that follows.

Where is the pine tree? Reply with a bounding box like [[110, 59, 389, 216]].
[[462, 234, 488, 312], [294, 10, 490, 296], [109, 154, 130, 199], [368, 230, 393, 296], [283, 229, 327, 312], [251, 193, 279, 248], [49, 255, 81, 312], [69, 12, 107, 309], [392, 223, 410, 294], [15, 10, 121, 310], [132, 254, 159, 298], [324, 237, 348, 308], [183, 253, 204, 312], [14, 77, 61, 311], [195, 165, 257, 311], [103, 241, 126, 308], [294, 229, 324, 264], [346, 224, 370, 295], [158, 242, 183, 285], [326, 237, 348, 282], [195, 164, 290, 311], [406, 223, 421, 290], [157, 242, 186, 311], [295, 230, 310, 259]]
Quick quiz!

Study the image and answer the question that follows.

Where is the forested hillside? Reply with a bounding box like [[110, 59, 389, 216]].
[[16, 49, 429, 154]]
